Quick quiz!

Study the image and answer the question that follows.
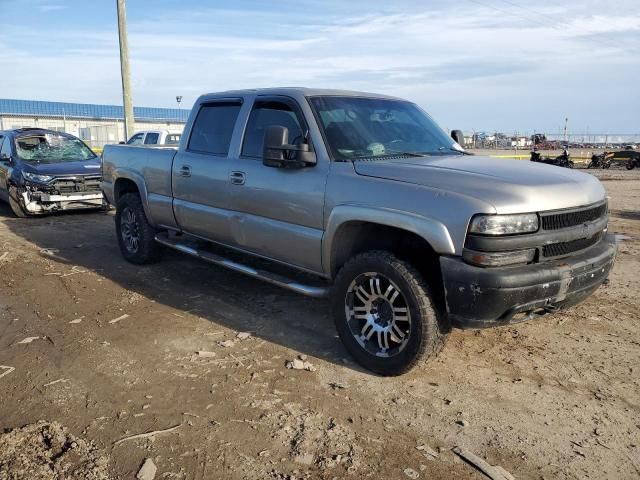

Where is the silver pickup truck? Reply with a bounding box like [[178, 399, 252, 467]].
[[102, 88, 616, 375]]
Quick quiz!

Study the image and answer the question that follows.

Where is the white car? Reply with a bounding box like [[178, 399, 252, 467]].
[[126, 130, 181, 146]]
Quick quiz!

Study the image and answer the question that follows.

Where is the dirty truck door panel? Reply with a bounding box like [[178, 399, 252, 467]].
[[228, 97, 327, 272], [172, 101, 242, 244]]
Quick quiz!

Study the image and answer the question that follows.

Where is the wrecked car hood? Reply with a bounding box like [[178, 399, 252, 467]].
[[353, 155, 606, 214], [21, 158, 101, 177]]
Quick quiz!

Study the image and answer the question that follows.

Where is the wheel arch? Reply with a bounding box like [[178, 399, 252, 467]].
[[112, 171, 154, 223], [324, 206, 454, 279]]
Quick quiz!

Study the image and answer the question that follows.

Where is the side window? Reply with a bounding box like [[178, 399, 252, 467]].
[[144, 132, 160, 144], [127, 133, 144, 145], [241, 101, 304, 158], [0, 136, 12, 159], [187, 102, 242, 156], [165, 134, 180, 145]]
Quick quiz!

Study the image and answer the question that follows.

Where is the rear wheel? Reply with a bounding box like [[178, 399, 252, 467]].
[[115, 193, 161, 264], [8, 186, 29, 218], [332, 250, 447, 376], [627, 160, 635, 170]]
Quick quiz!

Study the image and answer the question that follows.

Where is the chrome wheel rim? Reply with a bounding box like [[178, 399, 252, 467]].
[[120, 207, 140, 253], [344, 272, 411, 357]]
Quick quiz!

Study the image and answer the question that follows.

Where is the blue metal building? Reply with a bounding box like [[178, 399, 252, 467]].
[[0, 98, 188, 147]]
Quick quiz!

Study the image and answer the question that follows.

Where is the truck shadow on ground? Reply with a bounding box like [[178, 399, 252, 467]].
[[2, 204, 368, 374]]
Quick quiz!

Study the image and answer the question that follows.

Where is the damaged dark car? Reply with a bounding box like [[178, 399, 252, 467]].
[[0, 128, 104, 217]]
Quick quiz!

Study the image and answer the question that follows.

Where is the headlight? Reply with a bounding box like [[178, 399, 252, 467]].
[[22, 172, 54, 183], [463, 248, 535, 267], [469, 213, 538, 235]]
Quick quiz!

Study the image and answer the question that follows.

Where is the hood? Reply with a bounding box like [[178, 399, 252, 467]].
[[353, 155, 606, 214], [21, 158, 101, 176]]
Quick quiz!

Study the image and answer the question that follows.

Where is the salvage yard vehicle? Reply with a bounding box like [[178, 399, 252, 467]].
[[530, 149, 574, 168], [126, 130, 181, 146], [0, 128, 104, 217], [588, 149, 640, 170], [102, 88, 617, 376], [587, 152, 613, 169]]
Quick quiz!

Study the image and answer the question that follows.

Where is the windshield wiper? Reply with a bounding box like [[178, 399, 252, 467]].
[[382, 150, 428, 158]]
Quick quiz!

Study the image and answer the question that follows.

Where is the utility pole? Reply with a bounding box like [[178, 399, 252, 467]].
[[117, 0, 135, 140]]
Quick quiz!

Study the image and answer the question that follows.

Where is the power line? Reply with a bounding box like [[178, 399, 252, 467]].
[[465, 0, 639, 54], [495, 0, 639, 53]]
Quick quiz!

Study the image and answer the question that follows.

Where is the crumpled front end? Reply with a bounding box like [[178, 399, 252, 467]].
[[18, 175, 104, 214]]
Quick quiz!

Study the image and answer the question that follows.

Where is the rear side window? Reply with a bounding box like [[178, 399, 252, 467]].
[[166, 133, 181, 145], [0, 136, 8, 159], [188, 102, 241, 156], [241, 101, 304, 158], [144, 132, 160, 144]]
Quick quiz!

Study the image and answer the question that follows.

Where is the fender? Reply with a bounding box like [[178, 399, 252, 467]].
[[322, 204, 455, 275], [110, 168, 154, 225]]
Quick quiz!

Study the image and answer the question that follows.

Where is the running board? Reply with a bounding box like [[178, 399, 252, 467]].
[[154, 233, 330, 298]]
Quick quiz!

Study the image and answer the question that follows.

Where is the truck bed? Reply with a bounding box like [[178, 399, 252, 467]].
[[101, 144, 177, 207]]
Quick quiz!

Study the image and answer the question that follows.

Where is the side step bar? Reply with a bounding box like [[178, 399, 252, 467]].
[[154, 234, 330, 298]]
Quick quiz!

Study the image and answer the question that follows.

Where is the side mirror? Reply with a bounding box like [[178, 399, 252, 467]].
[[451, 129, 465, 145], [0, 153, 12, 164], [263, 125, 316, 168]]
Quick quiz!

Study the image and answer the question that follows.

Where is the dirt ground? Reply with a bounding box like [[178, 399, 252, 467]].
[[0, 170, 639, 479]]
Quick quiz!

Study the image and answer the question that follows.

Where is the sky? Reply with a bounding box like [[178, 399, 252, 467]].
[[0, 0, 638, 134]]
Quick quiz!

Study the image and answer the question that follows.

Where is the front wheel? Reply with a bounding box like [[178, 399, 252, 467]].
[[115, 193, 162, 264], [8, 186, 29, 218], [332, 251, 448, 376], [627, 160, 636, 170]]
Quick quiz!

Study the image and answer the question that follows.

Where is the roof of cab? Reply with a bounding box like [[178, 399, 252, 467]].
[[197, 87, 404, 102]]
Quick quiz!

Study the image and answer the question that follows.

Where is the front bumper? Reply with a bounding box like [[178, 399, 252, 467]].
[[440, 234, 617, 328], [21, 191, 104, 213]]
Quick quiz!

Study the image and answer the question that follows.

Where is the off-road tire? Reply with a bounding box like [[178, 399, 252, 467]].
[[332, 250, 448, 376], [8, 186, 29, 218], [115, 193, 161, 264], [627, 160, 635, 170]]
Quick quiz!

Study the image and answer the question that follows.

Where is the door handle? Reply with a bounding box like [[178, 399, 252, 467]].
[[179, 165, 191, 177], [229, 171, 246, 185]]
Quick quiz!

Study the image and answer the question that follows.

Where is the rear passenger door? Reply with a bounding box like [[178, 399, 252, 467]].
[[227, 96, 328, 272], [172, 100, 243, 244]]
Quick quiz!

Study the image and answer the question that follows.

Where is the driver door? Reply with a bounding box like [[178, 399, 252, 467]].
[[227, 96, 328, 272]]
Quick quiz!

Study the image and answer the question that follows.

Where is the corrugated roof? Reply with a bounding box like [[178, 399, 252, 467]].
[[0, 98, 189, 122]]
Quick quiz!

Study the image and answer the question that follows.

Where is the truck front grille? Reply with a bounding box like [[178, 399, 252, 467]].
[[542, 233, 603, 258], [541, 203, 607, 230], [51, 175, 102, 194]]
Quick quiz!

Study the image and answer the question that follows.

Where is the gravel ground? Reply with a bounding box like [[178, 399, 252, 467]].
[[0, 173, 638, 479]]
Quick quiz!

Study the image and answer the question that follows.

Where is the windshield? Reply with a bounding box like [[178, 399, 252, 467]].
[[15, 132, 96, 163], [309, 96, 458, 160]]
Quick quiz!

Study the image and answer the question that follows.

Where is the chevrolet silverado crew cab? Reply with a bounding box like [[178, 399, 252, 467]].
[[102, 88, 616, 376], [0, 128, 104, 217]]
